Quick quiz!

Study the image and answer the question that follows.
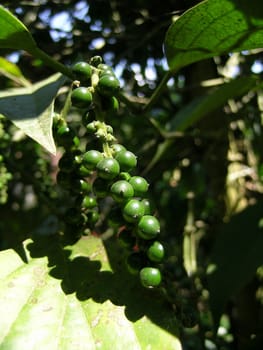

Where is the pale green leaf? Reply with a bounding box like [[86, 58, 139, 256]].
[[0, 235, 182, 350], [165, 0, 263, 71], [0, 73, 66, 154], [0, 5, 37, 51]]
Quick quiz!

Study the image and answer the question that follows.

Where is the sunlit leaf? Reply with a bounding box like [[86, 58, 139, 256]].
[[165, 0, 263, 71], [0, 73, 66, 154], [0, 5, 37, 51], [0, 235, 182, 350]]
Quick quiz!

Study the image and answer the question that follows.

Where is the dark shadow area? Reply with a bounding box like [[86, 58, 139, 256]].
[[26, 232, 179, 338], [0, 74, 65, 120]]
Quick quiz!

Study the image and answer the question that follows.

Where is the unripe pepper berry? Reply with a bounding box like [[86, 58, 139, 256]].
[[122, 199, 145, 223], [82, 150, 103, 170], [97, 74, 120, 97], [115, 150, 137, 172], [140, 267, 162, 288], [96, 157, 120, 180], [72, 61, 92, 82], [71, 87, 93, 109], [137, 215, 160, 240], [146, 241, 165, 262], [110, 180, 134, 203]]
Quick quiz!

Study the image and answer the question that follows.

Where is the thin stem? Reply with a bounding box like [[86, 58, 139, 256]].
[[29, 47, 75, 80], [183, 192, 197, 276], [143, 70, 173, 112]]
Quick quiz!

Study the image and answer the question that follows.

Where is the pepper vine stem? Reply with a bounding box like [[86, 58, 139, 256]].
[[29, 47, 75, 80], [143, 70, 173, 112]]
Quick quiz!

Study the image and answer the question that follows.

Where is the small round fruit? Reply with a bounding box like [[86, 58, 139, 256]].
[[82, 150, 103, 170], [82, 196, 97, 209], [141, 198, 152, 215], [96, 157, 120, 180], [98, 63, 114, 73], [147, 241, 165, 262], [89, 55, 103, 67], [87, 210, 99, 224], [56, 125, 75, 147], [72, 61, 92, 82], [122, 199, 145, 223], [110, 180, 134, 203], [111, 143, 126, 155], [97, 75, 120, 96], [129, 176, 149, 196], [137, 215, 160, 240], [71, 87, 93, 109], [118, 172, 131, 181], [140, 267, 162, 288], [126, 252, 146, 275], [79, 179, 92, 193], [115, 150, 137, 172]]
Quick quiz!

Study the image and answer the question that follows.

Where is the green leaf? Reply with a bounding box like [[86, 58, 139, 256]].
[[0, 73, 66, 154], [207, 202, 263, 327], [0, 57, 30, 86], [0, 5, 37, 51], [167, 75, 259, 132], [0, 235, 182, 350], [165, 0, 263, 71]]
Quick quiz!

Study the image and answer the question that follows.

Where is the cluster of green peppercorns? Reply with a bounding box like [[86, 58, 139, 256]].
[[53, 56, 164, 288]]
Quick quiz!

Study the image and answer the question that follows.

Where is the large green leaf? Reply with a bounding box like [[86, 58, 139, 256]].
[[0, 235, 182, 350], [0, 5, 37, 51], [167, 75, 259, 132], [165, 0, 263, 71], [207, 202, 263, 327], [0, 73, 66, 154]]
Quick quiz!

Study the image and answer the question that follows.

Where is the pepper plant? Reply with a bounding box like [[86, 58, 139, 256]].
[[1, 1, 263, 349]]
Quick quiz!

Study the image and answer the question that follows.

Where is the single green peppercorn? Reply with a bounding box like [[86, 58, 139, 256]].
[[111, 143, 126, 155], [122, 199, 145, 223], [96, 157, 120, 180], [82, 150, 103, 170], [71, 87, 93, 109], [137, 215, 160, 240], [129, 176, 149, 196], [140, 267, 162, 288], [82, 196, 98, 209], [115, 150, 137, 172], [146, 241, 165, 262], [141, 198, 152, 215], [110, 180, 134, 203], [72, 61, 92, 82], [97, 75, 120, 96]]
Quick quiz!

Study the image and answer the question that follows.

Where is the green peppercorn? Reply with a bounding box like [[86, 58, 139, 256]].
[[140, 267, 162, 288], [137, 215, 160, 240]]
